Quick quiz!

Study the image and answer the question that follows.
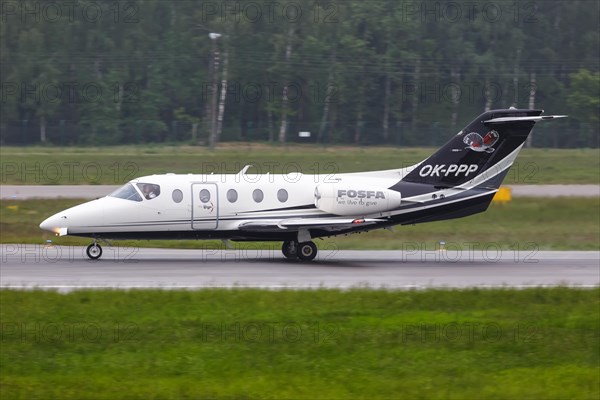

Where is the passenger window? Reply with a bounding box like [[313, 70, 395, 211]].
[[137, 183, 161, 200], [109, 183, 142, 202], [199, 189, 211, 203], [172, 189, 183, 203], [277, 189, 288, 203], [227, 189, 238, 203], [253, 189, 264, 203]]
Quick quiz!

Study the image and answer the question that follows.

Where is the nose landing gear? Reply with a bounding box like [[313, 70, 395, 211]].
[[86, 241, 103, 260], [281, 240, 317, 261]]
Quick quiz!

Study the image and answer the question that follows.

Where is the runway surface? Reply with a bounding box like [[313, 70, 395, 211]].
[[1, 184, 599, 199], [1, 245, 598, 291]]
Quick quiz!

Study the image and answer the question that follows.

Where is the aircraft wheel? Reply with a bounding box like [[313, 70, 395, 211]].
[[281, 241, 298, 259], [297, 241, 317, 261], [86, 243, 103, 260]]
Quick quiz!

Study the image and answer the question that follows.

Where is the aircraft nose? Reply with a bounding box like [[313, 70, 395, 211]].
[[39, 215, 55, 232], [39, 198, 105, 236], [39, 214, 63, 234]]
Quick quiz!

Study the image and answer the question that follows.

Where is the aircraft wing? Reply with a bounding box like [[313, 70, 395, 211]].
[[237, 217, 386, 232]]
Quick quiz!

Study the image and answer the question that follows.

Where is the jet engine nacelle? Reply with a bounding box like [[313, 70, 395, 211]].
[[314, 184, 401, 216]]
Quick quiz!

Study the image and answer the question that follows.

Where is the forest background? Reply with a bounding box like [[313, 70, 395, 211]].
[[1, 0, 598, 147]]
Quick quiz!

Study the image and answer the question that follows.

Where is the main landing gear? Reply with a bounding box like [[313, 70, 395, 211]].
[[282, 240, 317, 261], [86, 241, 103, 260]]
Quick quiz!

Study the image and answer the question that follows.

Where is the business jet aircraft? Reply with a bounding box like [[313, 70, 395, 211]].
[[40, 108, 564, 261]]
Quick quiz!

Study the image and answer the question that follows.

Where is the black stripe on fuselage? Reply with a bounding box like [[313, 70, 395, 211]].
[[237, 204, 317, 213]]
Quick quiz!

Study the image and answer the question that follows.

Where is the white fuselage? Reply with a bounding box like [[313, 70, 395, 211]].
[[39, 166, 414, 237], [39, 141, 527, 240]]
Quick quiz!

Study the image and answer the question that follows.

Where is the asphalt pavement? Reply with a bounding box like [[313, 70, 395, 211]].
[[1, 246, 598, 291]]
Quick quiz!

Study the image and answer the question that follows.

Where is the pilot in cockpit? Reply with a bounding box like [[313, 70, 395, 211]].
[[141, 183, 159, 200]]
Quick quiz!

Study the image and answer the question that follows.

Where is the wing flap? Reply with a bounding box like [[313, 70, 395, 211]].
[[238, 217, 385, 232]]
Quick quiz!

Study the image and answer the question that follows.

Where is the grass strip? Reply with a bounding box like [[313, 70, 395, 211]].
[[1, 145, 598, 184], [1, 288, 598, 399]]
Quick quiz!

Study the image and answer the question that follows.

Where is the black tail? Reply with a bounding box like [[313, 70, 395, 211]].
[[402, 108, 563, 188]]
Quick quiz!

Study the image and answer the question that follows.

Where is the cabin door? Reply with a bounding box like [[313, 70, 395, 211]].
[[191, 183, 218, 230]]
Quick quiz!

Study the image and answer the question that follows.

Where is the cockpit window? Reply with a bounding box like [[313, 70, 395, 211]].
[[137, 183, 161, 200], [109, 183, 142, 202]]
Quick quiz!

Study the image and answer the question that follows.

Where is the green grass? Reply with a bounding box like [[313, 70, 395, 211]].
[[1, 145, 598, 184], [2, 197, 598, 250], [1, 288, 598, 399]]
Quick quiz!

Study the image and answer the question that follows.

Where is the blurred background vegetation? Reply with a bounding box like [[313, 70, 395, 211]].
[[1, 0, 598, 147]]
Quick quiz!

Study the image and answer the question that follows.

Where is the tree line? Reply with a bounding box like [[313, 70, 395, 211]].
[[1, 0, 598, 147]]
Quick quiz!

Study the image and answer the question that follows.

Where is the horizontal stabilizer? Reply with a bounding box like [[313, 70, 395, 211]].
[[484, 115, 567, 124]]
